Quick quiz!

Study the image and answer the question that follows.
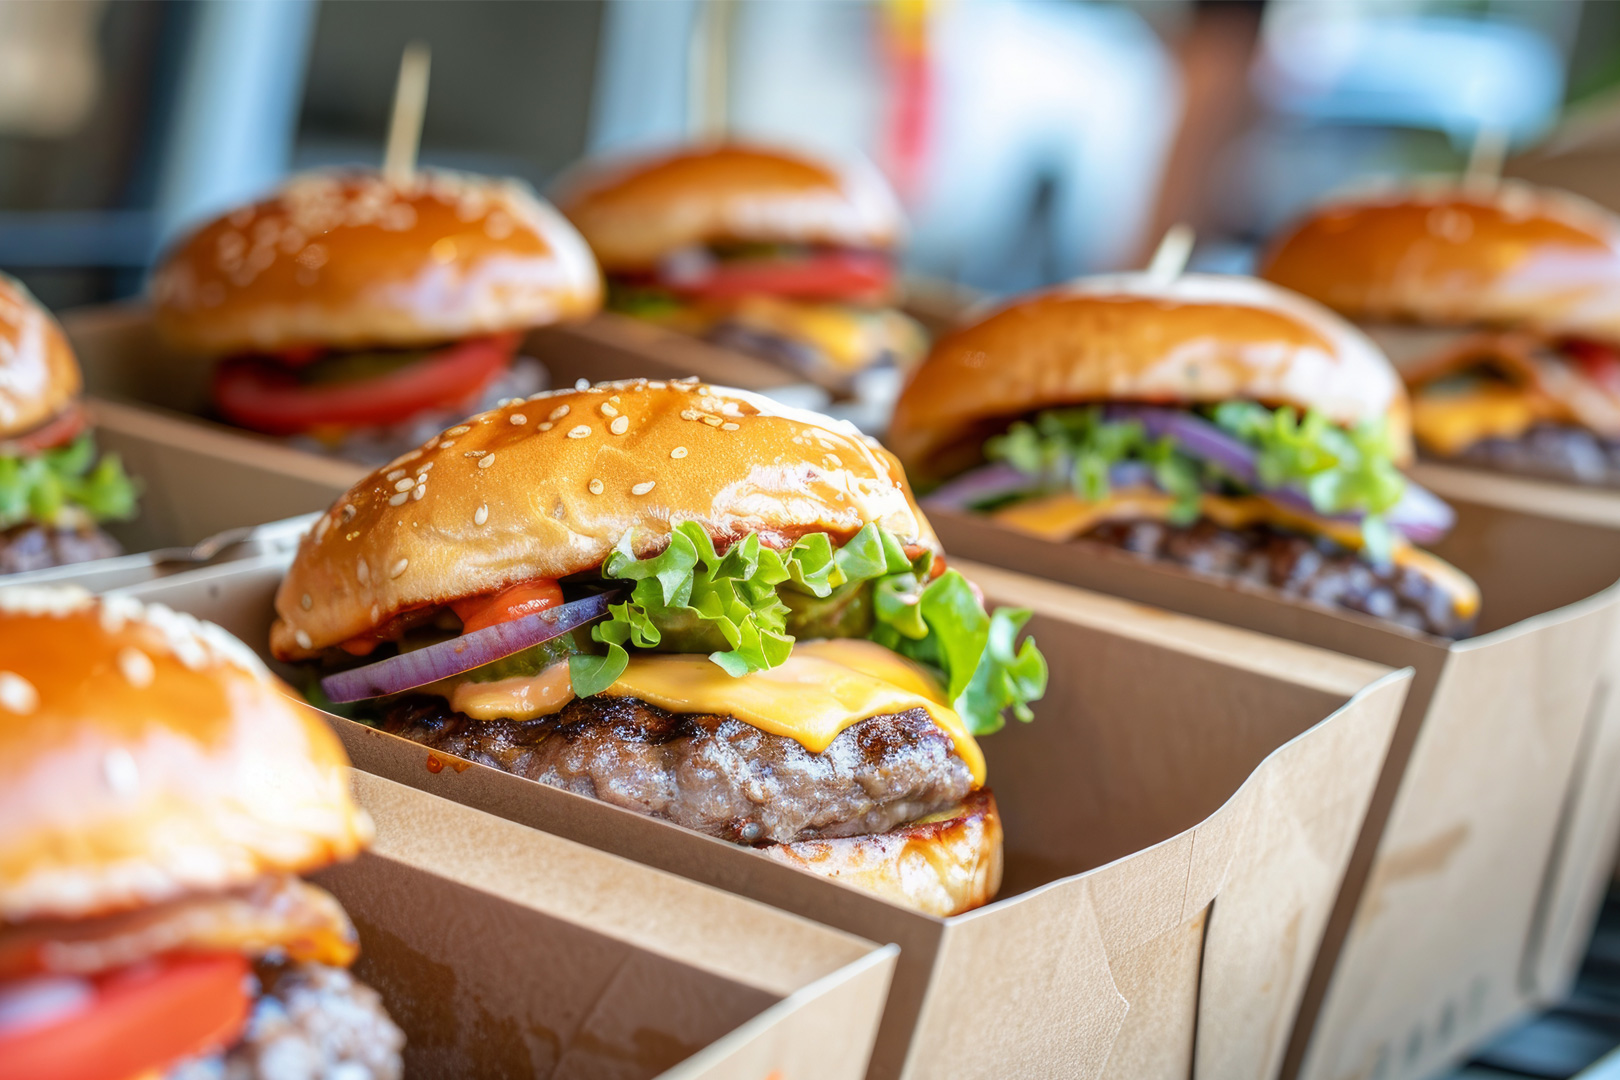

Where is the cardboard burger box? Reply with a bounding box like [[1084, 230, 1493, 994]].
[[112, 551, 1409, 1080], [324, 769, 896, 1079], [921, 479, 1620, 1080]]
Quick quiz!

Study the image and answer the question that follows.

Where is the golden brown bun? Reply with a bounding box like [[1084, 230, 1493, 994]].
[[0, 273, 81, 438], [888, 273, 1411, 481], [271, 379, 938, 657], [0, 588, 371, 922], [763, 789, 1002, 916], [555, 143, 902, 271], [1260, 179, 1620, 343], [151, 168, 602, 356]]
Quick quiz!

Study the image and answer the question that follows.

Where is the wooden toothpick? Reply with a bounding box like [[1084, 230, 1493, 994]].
[[689, 0, 735, 139], [383, 41, 432, 184], [1464, 127, 1508, 193], [1146, 223, 1195, 284]]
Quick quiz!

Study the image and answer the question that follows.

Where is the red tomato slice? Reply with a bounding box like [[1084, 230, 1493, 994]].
[[451, 579, 565, 634], [0, 954, 251, 1080], [213, 333, 519, 435], [1, 402, 87, 455], [661, 250, 892, 303], [1565, 338, 1620, 394]]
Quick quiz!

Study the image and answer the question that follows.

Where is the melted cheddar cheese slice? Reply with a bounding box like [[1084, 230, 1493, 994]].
[[441, 639, 986, 785], [1411, 383, 1565, 456], [992, 489, 1479, 619]]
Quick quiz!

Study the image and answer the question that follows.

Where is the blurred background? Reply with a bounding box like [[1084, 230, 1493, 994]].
[[3, 0, 1619, 310]]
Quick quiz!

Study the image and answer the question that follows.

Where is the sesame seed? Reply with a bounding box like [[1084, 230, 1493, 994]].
[[0, 672, 39, 715], [632, 481, 656, 495], [610, 415, 629, 435], [474, 504, 488, 525], [386, 468, 407, 482], [117, 646, 155, 688], [391, 558, 409, 579], [371, 604, 381, 622], [417, 462, 434, 473], [478, 454, 496, 469], [568, 425, 591, 439], [600, 402, 618, 418], [301, 593, 313, 610], [588, 478, 604, 495], [389, 492, 409, 506], [447, 425, 471, 436], [539, 422, 553, 431], [681, 410, 700, 421], [510, 414, 527, 425], [315, 516, 331, 542], [702, 416, 723, 427], [441, 440, 455, 448], [357, 560, 370, 584], [549, 405, 570, 420], [102, 749, 139, 797], [412, 485, 427, 501], [342, 504, 357, 522], [394, 478, 414, 492], [671, 446, 688, 459], [295, 629, 313, 650], [575, 378, 590, 391], [721, 422, 740, 431]]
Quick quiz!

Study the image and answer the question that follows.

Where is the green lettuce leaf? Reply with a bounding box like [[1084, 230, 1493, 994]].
[[0, 435, 140, 530]]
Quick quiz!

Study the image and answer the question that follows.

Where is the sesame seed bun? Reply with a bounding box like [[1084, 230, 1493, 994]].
[[270, 379, 937, 657], [1259, 178, 1620, 344], [763, 789, 1001, 917], [0, 588, 371, 922], [554, 143, 903, 272], [0, 273, 81, 439], [887, 273, 1411, 482], [150, 168, 603, 357]]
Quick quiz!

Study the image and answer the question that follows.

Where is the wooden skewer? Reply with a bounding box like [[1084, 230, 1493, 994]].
[[689, 0, 735, 139], [1146, 223, 1195, 283], [383, 41, 432, 184], [1464, 127, 1508, 193]]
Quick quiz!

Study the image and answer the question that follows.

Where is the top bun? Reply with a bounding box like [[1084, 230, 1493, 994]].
[[0, 273, 81, 439], [1259, 178, 1620, 344], [555, 143, 902, 271], [888, 273, 1411, 480], [271, 379, 936, 657], [0, 588, 370, 922], [151, 168, 602, 356]]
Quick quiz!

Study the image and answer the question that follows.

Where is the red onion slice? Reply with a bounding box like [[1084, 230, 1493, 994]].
[[924, 462, 1045, 510], [320, 591, 619, 703]]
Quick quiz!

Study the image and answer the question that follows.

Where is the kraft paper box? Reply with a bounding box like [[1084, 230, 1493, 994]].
[[922, 479, 1620, 1080], [327, 769, 895, 1079], [114, 553, 1408, 1080]]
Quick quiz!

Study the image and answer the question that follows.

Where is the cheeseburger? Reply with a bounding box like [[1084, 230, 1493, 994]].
[[555, 143, 927, 392], [0, 587, 402, 1080], [1261, 180, 1620, 487], [272, 379, 1046, 916], [888, 274, 1480, 639], [0, 274, 138, 575], [150, 168, 601, 464]]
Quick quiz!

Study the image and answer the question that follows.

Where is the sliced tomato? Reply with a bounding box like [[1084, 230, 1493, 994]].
[[1, 402, 87, 455], [0, 954, 251, 1080], [661, 250, 892, 303], [451, 579, 564, 634], [213, 332, 519, 435], [1564, 338, 1620, 394]]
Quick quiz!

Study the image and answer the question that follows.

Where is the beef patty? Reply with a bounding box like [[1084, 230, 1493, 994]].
[[1084, 519, 1473, 638], [377, 693, 975, 845], [0, 523, 120, 576], [1445, 422, 1620, 488]]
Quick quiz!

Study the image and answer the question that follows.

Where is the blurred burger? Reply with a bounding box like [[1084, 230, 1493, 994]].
[[888, 274, 1480, 639], [0, 587, 402, 1080], [1261, 180, 1620, 487], [271, 379, 1046, 916], [555, 144, 926, 392], [150, 168, 602, 464], [0, 274, 138, 575]]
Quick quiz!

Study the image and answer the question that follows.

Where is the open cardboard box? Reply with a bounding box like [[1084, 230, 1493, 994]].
[[113, 552, 1408, 1080], [922, 480, 1620, 1080], [326, 768, 895, 1079]]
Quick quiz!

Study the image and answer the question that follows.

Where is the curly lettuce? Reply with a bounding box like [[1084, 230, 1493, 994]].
[[569, 520, 1047, 735], [0, 435, 139, 531]]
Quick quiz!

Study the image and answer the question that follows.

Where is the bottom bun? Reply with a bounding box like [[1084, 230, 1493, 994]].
[[761, 789, 1002, 916]]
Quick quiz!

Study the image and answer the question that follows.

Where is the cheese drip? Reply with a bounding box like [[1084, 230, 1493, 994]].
[[1412, 383, 1564, 455], [443, 639, 986, 785], [991, 489, 1479, 619]]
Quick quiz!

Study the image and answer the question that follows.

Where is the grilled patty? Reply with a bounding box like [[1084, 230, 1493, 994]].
[[1445, 422, 1620, 488], [0, 523, 120, 576], [378, 693, 975, 844], [1084, 519, 1473, 638]]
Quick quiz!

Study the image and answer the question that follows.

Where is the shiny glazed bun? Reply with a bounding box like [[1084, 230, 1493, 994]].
[[555, 143, 903, 271], [1259, 179, 1620, 343], [271, 379, 937, 658], [0, 272, 81, 438], [0, 587, 370, 922], [151, 168, 602, 356], [887, 273, 1411, 480], [764, 789, 1002, 917]]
